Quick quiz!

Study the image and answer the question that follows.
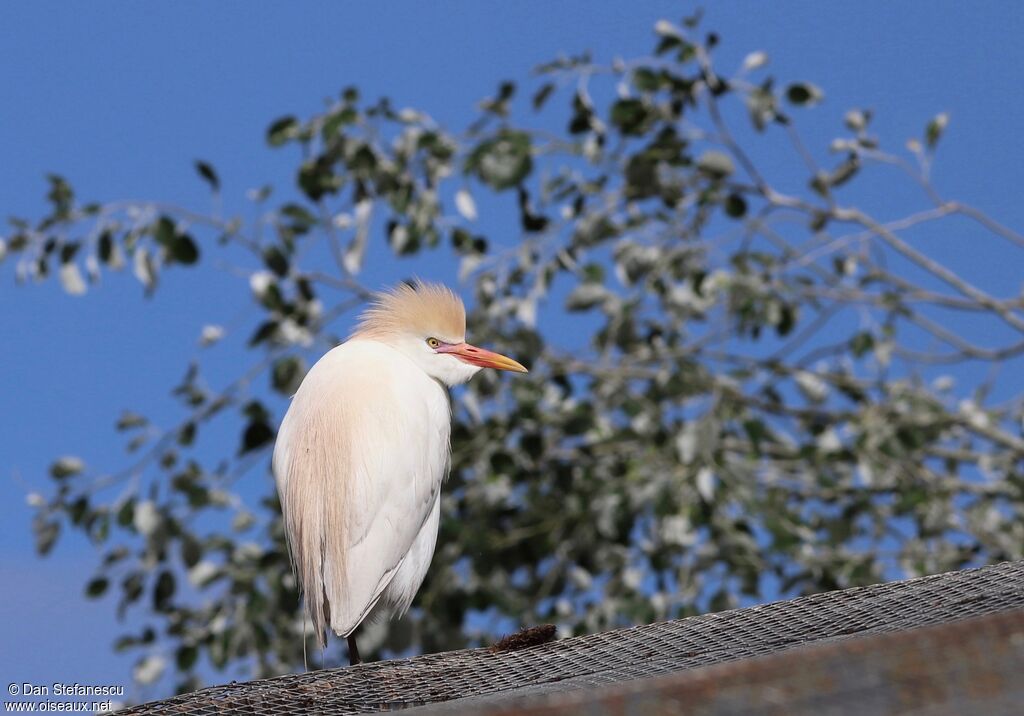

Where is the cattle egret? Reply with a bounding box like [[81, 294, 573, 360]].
[[273, 281, 527, 665]]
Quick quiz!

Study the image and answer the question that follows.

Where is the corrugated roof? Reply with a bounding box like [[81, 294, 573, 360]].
[[122, 560, 1024, 715], [420, 608, 1024, 715]]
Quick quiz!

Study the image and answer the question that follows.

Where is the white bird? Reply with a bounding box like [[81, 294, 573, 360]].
[[273, 281, 527, 664]]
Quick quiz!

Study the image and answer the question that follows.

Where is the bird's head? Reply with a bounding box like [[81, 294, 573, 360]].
[[350, 281, 528, 386]]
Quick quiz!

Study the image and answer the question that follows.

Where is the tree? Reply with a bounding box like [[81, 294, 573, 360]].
[[9, 11, 1024, 696]]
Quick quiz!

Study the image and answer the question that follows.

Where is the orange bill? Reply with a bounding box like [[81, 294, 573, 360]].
[[438, 342, 528, 372]]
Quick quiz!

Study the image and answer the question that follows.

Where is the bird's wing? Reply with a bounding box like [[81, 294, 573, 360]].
[[273, 340, 450, 641]]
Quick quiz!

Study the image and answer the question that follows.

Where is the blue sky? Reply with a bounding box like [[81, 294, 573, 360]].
[[3, 1, 1024, 702]]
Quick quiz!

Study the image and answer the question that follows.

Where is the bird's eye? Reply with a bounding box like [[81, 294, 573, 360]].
[[426, 337, 441, 349]]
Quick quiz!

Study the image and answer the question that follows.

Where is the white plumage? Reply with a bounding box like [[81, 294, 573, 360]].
[[272, 282, 526, 663]]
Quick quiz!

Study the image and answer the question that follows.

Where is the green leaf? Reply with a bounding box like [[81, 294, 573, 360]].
[[116, 499, 135, 528], [926, 112, 949, 150], [532, 82, 555, 110], [60, 242, 81, 264], [697, 150, 734, 178], [120, 572, 144, 610], [153, 216, 176, 249], [682, 9, 703, 28], [116, 411, 148, 431], [298, 158, 340, 201], [844, 108, 871, 132], [746, 81, 781, 132], [810, 155, 860, 195], [153, 217, 199, 265], [743, 419, 770, 453], [86, 577, 109, 598], [114, 635, 137, 653], [97, 231, 115, 264], [177, 422, 196, 447], [775, 304, 796, 337], [33, 517, 60, 556], [632, 68, 662, 92], [568, 91, 596, 134], [194, 160, 220, 192], [241, 402, 275, 454], [610, 99, 651, 136], [517, 186, 549, 233], [170, 233, 199, 265], [850, 331, 875, 357], [481, 81, 516, 116], [59, 262, 86, 295], [46, 174, 74, 217], [279, 204, 317, 231], [267, 116, 300, 146], [262, 246, 290, 277], [451, 228, 487, 255], [241, 422, 275, 454], [248, 320, 278, 347], [180, 535, 202, 568], [566, 284, 609, 312], [153, 570, 175, 611], [465, 130, 533, 190], [271, 356, 306, 396], [90, 513, 110, 544], [133, 246, 157, 292], [68, 496, 89, 525], [321, 107, 358, 138], [724, 193, 747, 218], [50, 456, 84, 479], [654, 35, 682, 56], [176, 646, 199, 671], [582, 263, 605, 284], [786, 82, 823, 106]]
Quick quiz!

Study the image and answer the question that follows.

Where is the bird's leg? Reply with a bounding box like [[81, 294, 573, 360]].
[[347, 634, 362, 666]]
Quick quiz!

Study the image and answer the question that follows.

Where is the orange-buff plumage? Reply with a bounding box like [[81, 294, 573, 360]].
[[273, 281, 527, 664]]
